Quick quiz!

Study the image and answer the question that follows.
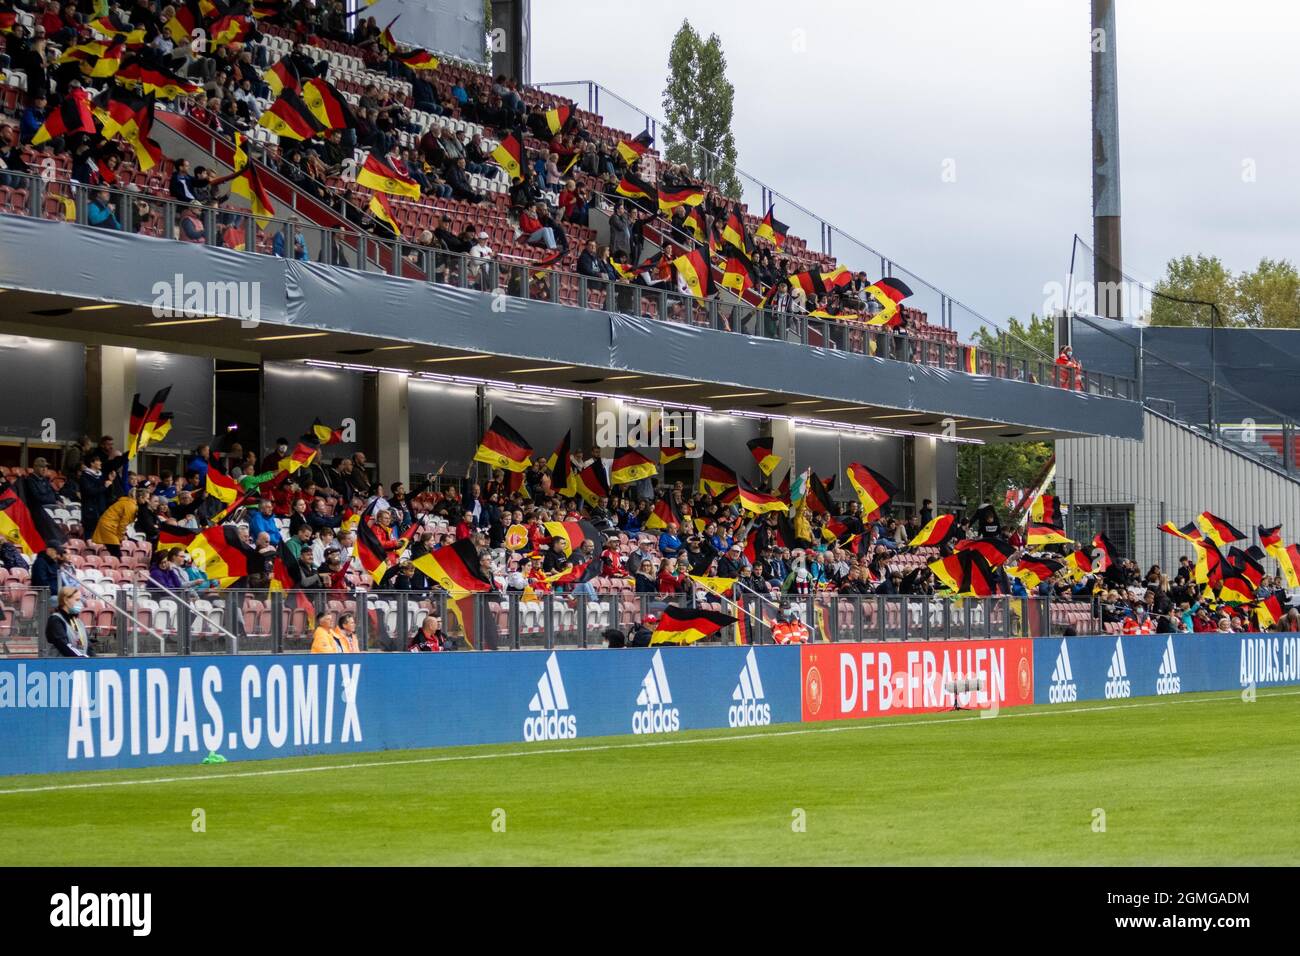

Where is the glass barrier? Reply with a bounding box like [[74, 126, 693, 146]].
[[0, 169, 1134, 399], [0, 585, 1094, 658]]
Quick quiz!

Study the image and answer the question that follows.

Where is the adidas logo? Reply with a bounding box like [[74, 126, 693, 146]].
[[632, 650, 681, 735], [1048, 639, 1078, 703], [523, 652, 577, 741], [1104, 637, 1131, 699], [728, 648, 772, 727], [1156, 635, 1182, 695]]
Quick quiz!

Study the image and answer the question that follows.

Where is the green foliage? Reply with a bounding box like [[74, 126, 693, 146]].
[[956, 440, 1053, 519], [1150, 255, 1300, 328], [970, 313, 1055, 362], [661, 20, 742, 199]]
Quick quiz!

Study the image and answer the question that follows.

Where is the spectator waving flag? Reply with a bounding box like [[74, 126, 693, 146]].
[[187, 526, 260, 588], [368, 191, 401, 237], [231, 161, 277, 227], [658, 185, 705, 214], [474, 416, 533, 473], [862, 277, 914, 327], [616, 130, 654, 167], [846, 462, 896, 519], [673, 248, 713, 298], [1026, 524, 1073, 548], [615, 172, 657, 204], [262, 58, 300, 97], [302, 78, 357, 131], [353, 500, 392, 585], [1196, 511, 1245, 547], [650, 605, 737, 646], [312, 419, 345, 445], [755, 206, 788, 249], [1030, 493, 1064, 529], [1277, 544, 1300, 589], [737, 480, 787, 515], [544, 103, 572, 136], [396, 48, 439, 70], [546, 430, 577, 496], [609, 447, 657, 485], [573, 461, 610, 508], [644, 498, 677, 531], [698, 451, 738, 496], [378, 15, 400, 51], [1257, 524, 1284, 560], [31, 88, 95, 145], [0, 486, 61, 556], [1007, 556, 1063, 590], [721, 247, 756, 298], [909, 513, 956, 547], [258, 88, 326, 140], [356, 152, 421, 198], [746, 436, 781, 477], [954, 537, 1015, 567]]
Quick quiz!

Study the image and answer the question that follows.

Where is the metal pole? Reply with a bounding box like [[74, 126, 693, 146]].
[[1091, 0, 1123, 320]]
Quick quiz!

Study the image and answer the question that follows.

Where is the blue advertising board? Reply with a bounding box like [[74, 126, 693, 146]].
[[0, 645, 802, 776], [1033, 633, 1300, 705]]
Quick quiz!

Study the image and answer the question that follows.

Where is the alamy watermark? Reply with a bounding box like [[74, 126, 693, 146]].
[[151, 273, 262, 328], [594, 407, 702, 458]]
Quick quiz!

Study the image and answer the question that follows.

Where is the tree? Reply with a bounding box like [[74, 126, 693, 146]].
[[970, 313, 1054, 362], [1149, 254, 1236, 327], [1235, 258, 1300, 329], [956, 441, 1053, 523], [661, 21, 742, 199]]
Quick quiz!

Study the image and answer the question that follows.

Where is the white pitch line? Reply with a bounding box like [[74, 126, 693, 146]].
[[0, 688, 1296, 797]]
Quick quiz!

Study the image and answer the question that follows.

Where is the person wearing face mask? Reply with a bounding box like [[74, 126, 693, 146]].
[[46, 586, 93, 657], [262, 438, 291, 474]]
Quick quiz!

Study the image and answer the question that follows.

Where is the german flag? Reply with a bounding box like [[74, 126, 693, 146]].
[[963, 346, 980, 374], [491, 133, 523, 182], [678, 205, 707, 243], [928, 553, 965, 593], [616, 130, 653, 167], [1159, 520, 1203, 542], [87, 37, 126, 78], [368, 191, 401, 237], [1219, 575, 1255, 605], [378, 15, 399, 51], [719, 210, 745, 251], [1278, 543, 1300, 590], [821, 517, 854, 545], [659, 443, 685, 466], [395, 48, 439, 70], [89, 11, 144, 41], [546, 430, 576, 496], [149, 413, 174, 444], [188, 525, 259, 586], [960, 552, 1000, 597], [737, 480, 787, 515], [698, 451, 737, 496], [93, 87, 164, 170], [954, 537, 1015, 567], [1026, 524, 1073, 548], [128, 386, 171, 457], [355, 152, 420, 198], [278, 434, 321, 474], [252, 0, 287, 19], [58, 39, 111, 65], [846, 462, 896, 519], [609, 447, 657, 485], [1064, 549, 1092, 578], [1191, 539, 1223, 586], [231, 162, 276, 227], [205, 465, 240, 505], [615, 173, 657, 204], [312, 419, 345, 445], [353, 501, 392, 584], [0, 488, 60, 555], [689, 574, 737, 596], [909, 513, 955, 547], [271, 544, 317, 629], [865, 276, 913, 310], [755, 206, 788, 250], [1088, 532, 1117, 570], [258, 88, 325, 140], [1197, 511, 1245, 547], [1227, 546, 1265, 589], [412, 539, 492, 601], [31, 89, 95, 145], [673, 249, 712, 298], [544, 103, 571, 136], [166, 0, 202, 44], [1007, 556, 1063, 591], [209, 13, 253, 47], [1258, 523, 1284, 557], [650, 605, 736, 646], [474, 416, 532, 473], [804, 472, 834, 514], [302, 77, 356, 131], [0, 11, 18, 35], [262, 58, 299, 97], [116, 59, 200, 99], [1255, 593, 1284, 630], [1030, 494, 1064, 529], [644, 498, 677, 532], [721, 248, 755, 298], [543, 520, 601, 555], [746, 436, 781, 477], [573, 461, 610, 508], [659, 185, 705, 214]]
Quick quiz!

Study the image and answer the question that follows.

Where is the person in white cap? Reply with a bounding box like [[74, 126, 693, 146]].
[[468, 230, 494, 290]]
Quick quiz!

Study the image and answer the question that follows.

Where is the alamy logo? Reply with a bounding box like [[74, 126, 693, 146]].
[[728, 649, 772, 727], [49, 886, 151, 936], [632, 650, 680, 734], [151, 273, 261, 327], [1105, 637, 1131, 699], [523, 652, 577, 741], [1156, 636, 1182, 695], [1048, 639, 1078, 703]]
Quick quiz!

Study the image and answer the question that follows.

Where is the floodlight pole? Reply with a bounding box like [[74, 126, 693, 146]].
[[1092, 0, 1123, 320]]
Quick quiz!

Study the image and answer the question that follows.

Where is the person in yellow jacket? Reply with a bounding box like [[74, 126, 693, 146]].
[[91, 491, 139, 557], [310, 610, 360, 654]]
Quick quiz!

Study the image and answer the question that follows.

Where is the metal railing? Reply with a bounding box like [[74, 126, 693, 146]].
[[0, 585, 1095, 658], [0, 170, 1136, 399]]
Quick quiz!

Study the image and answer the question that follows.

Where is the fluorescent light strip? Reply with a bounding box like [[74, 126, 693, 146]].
[[641, 383, 700, 391], [252, 332, 329, 341], [375, 345, 415, 351], [215, 367, 261, 373], [605, 374, 641, 380], [421, 354, 489, 363], [869, 412, 921, 420], [707, 391, 767, 399], [787, 400, 821, 405], [74, 304, 119, 312], [816, 406, 866, 414], [506, 365, 575, 374], [722, 407, 984, 445], [958, 423, 1008, 430], [140, 317, 222, 327]]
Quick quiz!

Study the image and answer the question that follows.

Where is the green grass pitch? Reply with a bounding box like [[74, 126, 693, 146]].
[[1, 688, 1296, 866]]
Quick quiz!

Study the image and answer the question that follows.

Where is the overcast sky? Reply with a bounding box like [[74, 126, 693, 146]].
[[531, 0, 1300, 334]]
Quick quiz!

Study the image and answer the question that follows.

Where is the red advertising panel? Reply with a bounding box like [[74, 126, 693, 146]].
[[801, 639, 1034, 721]]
